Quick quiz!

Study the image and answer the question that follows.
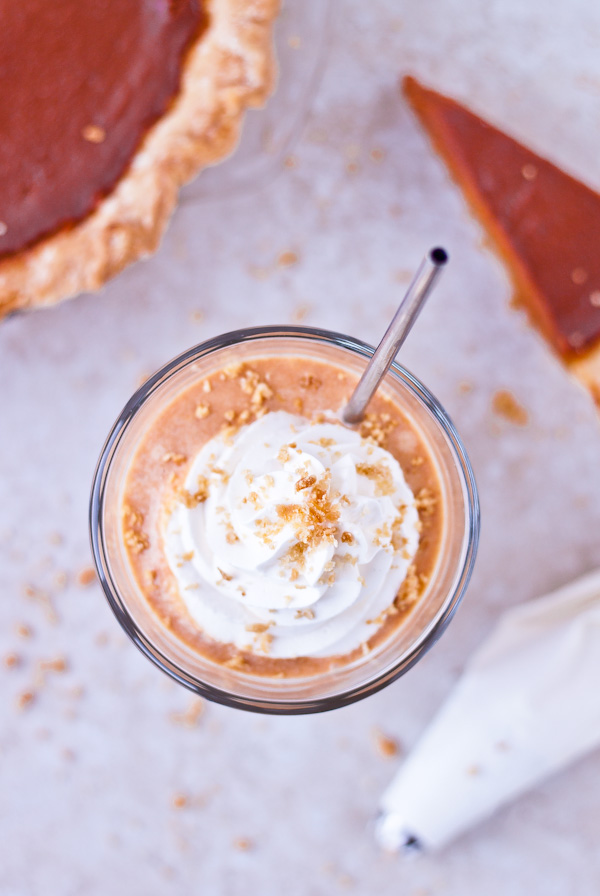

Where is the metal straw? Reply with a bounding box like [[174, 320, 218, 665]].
[[342, 247, 448, 425]]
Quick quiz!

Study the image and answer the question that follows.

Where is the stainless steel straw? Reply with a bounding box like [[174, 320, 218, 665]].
[[342, 247, 448, 425]]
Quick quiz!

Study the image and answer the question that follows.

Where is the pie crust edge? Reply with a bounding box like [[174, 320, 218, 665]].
[[0, 0, 280, 317]]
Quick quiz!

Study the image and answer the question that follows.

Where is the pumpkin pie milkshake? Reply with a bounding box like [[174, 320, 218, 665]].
[[91, 328, 478, 711]]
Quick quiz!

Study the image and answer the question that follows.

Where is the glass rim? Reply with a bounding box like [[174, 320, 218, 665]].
[[90, 325, 480, 715]]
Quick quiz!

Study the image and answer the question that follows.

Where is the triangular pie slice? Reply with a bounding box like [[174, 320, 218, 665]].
[[403, 75, 600, 407]]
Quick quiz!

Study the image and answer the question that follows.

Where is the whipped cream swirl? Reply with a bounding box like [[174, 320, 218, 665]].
[[163, 411, 420, 659]]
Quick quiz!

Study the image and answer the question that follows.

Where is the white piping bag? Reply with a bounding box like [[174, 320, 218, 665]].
[[376, 570, 600, 851]]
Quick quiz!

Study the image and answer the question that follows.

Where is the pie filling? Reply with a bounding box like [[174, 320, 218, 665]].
[[0, 0, 206, 257], [404, 76, 600, 358]]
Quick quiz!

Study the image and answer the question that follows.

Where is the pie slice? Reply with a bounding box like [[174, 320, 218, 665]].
[[403, 75, 600, 408], [0, 0, 279, 317]]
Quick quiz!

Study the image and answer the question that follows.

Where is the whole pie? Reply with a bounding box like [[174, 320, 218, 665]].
[[0, 0, 279, 317], [403, 75, 600, 409]]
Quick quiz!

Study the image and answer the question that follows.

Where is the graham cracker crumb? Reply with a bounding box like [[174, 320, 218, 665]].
[[170, 697, 205, 728], [373, 728, 402, 758], [144, 569, 158, 587], [299, 374, 321, 390], [123, 527, 150, 554], [466, 764, 482, 776], [295, 474, 317, 492], [233, 837, 253, 851], [219, 423, 240, 443], [256, 632, 273, 654], [224, 653, 246, 670], [195, 403, 211, 419], [358, 412, 397, 447], [492, 390, 529, 426], [76, 567, 96, 587], [278, 250, 299, 267], [224, 363, 245, 379], [294, 607, 315, 620], [251, 381, 273, 409], [277, 446, 291, 464], [341, 532, 354, 544], [16, 690, 36, 710], [15, 623, 32, 639], [22, 584, 58, 624], [356, 461, 395, 497], [39, 656, 68, 674], [178, 476, 209, 507], [415, 487, 437, 517], [394, 565, 420, 612], [245, 622, 273, 633], [369, 147, 385, 163], [292, 303, 312, 323], [4, 652, 21, 669], [161, 452, 187, 465], [172, 793, 188, 809], [54, 571, 68, 589], [82, 124, 106, 143], [202, 379, 212, 393], [275, 473, 340, 559]]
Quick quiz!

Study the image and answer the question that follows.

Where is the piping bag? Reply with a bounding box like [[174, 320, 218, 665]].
[[376, 570, 600, 851]]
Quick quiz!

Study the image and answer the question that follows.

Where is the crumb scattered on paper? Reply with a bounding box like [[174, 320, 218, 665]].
[[170, 697, 205, 728], [16, 691, 36, 710], [278, 250, 298, 268], [22, 584, 58, 624], [492, 390, 529, 426], [292, 303, 312, 323], [373, 728, 402, 758], [77, 567, 96, 587], [233, 837, 253, 851]]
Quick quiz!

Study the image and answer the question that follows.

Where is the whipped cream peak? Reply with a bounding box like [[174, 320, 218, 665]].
[[163, 411, 421, 658]]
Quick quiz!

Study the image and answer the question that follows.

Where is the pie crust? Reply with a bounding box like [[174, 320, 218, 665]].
[[0, 0, 279, 317]]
